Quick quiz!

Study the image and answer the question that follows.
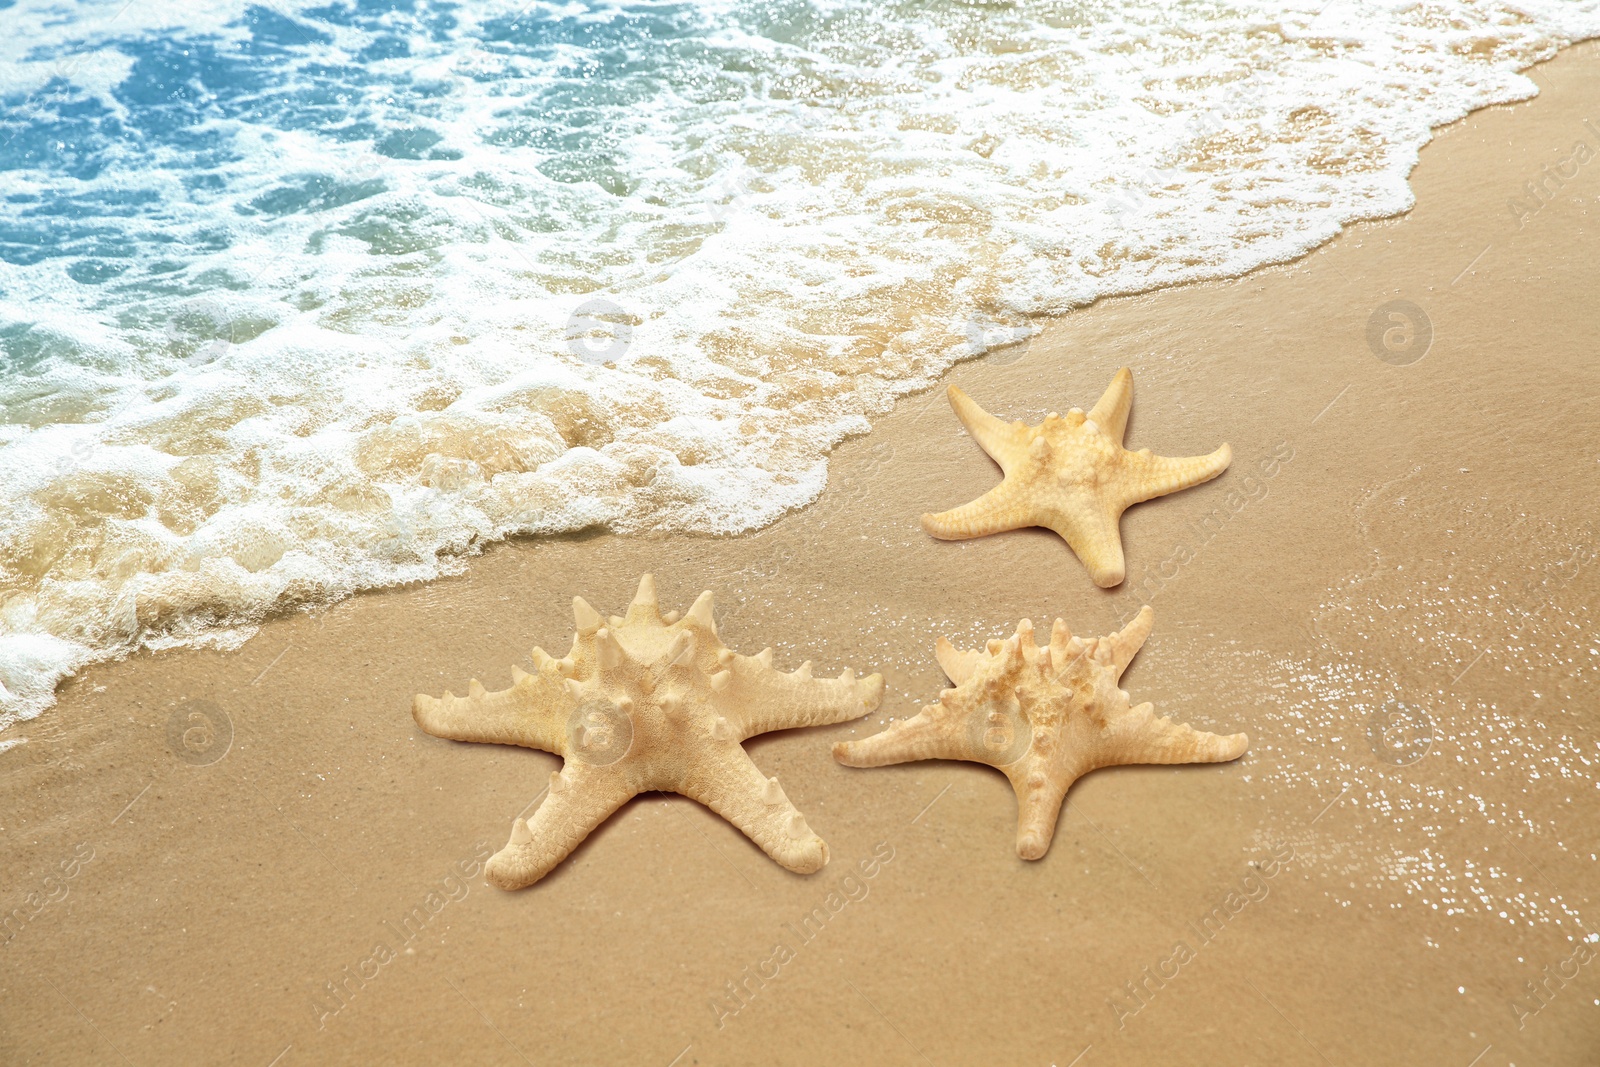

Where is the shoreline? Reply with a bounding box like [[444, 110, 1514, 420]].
[[3, 39, 1599, 1066], [5, 29, 1597, 730]]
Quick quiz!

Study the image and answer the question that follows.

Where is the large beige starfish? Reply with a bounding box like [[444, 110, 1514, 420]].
[[834, 608, 1247, 860], [414, 575, 884, 889], [921, 368, 1231, 587]]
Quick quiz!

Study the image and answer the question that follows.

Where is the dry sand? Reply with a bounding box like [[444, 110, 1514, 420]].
[[4, 41, 1600, 1067]]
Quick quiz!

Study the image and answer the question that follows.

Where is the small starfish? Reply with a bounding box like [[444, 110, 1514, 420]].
[[834, 608, 1247, 860], [921, 368, 1231, 587], [414, 575, 884, 889]]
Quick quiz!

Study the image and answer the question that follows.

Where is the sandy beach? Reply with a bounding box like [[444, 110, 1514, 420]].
[[4, 39, 1599, 1067]]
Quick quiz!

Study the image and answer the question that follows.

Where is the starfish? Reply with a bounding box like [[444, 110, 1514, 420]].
[[414, 575, 884, 889], [920, 368, 1231, 587], [834, 608, 1247, 860]]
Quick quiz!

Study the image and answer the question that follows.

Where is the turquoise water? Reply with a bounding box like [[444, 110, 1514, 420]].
[[1, 0, 1596, 722]]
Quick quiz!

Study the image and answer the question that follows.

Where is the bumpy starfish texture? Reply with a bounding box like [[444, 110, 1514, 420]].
[[921, 369, 1231, 587], [414, 575, 884, 889], [834, 608, 1247, 860]]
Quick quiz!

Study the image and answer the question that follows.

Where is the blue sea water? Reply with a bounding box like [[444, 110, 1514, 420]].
[[1, 0, 1596, 722]]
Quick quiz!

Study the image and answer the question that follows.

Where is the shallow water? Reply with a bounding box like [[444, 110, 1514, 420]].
[[3, 0, 1598, 721], [1154, 469, 1600, 947]]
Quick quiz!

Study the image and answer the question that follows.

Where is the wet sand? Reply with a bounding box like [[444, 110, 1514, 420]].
[[4, 40, 1599, 1067]]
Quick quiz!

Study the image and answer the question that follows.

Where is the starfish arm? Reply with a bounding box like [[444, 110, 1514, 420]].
[[718, 658, 883, 740], [1008, 765, 1070, 861], [833, 707, 974, 767], [1087, 367, 1133, 444], [1118, 443, 1231, 506], [947, 385, 1029, 469], [1043, 498, 1128, 588], [921, 477, 1037, 540], [935, 637, 981, 685], [678, 745, 831, 873], [485, 763, 636, 889], [1109, 606, 1154, 678], [1099, 702, 1249, 768], [413, 674, 567, 755], [622, 572, 664, 625]]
